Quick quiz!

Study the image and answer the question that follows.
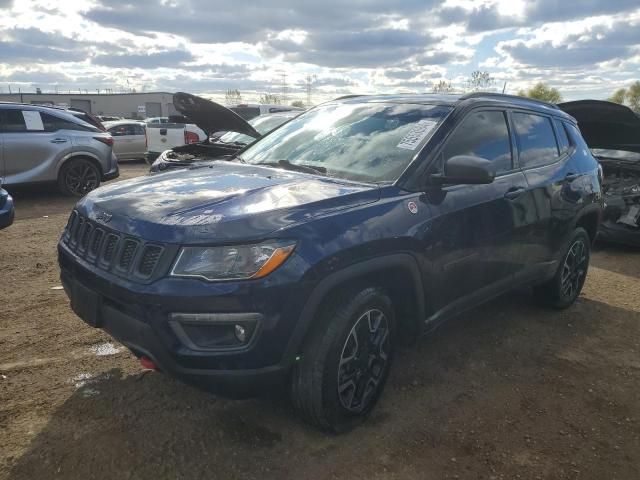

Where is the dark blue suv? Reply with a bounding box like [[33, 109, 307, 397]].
[[58, 93, 603, 432]]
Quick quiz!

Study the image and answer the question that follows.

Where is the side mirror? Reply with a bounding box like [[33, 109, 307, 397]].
[[430, 155, 495, 185]]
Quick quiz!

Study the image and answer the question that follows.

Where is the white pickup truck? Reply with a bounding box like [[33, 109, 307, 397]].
[[144, 117, 206, 164]]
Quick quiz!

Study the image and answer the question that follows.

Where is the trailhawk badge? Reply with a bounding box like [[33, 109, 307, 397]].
[[407, 201, 418, 214]]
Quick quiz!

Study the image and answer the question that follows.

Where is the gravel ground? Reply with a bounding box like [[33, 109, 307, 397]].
[[1, 161, 639, 480]]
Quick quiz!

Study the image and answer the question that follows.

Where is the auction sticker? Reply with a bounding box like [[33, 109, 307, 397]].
[[396, 119, 438, 150]]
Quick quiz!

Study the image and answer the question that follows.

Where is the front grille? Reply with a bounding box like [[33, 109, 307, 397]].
[[102, 234, 119, 263], [61, 211, 166, 281], [138, 245, 163, 277], [118, 239, 139, 270]]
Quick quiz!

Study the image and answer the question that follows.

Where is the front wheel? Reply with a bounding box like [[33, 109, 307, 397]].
[[290, 287, 395, 433], [533, 227, 591, 309], [58, 158, 101, 197]]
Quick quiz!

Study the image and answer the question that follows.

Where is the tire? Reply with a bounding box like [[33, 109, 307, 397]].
[[533, 227, 591, 309], [290, 287, 395, 433], [58, 158, 101, 197]]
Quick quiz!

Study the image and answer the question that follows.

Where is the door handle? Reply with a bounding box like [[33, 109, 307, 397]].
[[504, 187, 526, 200], [564, 172, 580, 182], [50, 138, 68, 144]]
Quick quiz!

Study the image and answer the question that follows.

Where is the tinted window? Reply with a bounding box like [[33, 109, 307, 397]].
[[554, 119, 570, 154], [1, 110, 27, 132], [513, 113, 559, 168], [109, 124, 144, 136], [241, 102, 452, 183], [41, 112, 91, 132], [443, 110, 512, 174]]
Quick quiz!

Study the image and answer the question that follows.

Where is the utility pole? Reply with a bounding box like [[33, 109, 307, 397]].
[[280, 71, 287, 104], [305, 74, 317, 107]]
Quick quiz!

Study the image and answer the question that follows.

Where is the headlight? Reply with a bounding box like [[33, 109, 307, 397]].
[[170, 241, 295, 281]]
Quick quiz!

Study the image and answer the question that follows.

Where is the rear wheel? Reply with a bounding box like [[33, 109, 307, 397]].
[[533, 227, 591, 309], [58, 158, 101, 197], [290, 287, 395, 433]]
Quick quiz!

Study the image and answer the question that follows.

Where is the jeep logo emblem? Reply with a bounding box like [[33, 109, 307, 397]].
[[96, 211, 113, 223]]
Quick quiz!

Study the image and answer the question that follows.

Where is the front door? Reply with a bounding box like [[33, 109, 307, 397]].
[[420, 109, 531, 316]]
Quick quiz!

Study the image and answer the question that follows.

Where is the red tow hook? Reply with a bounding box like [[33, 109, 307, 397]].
[[140, 356, 157, 370]]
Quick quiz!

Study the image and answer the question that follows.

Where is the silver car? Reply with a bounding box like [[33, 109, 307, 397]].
[[103, 120, 147, 160], [0, 103, 118, 196]]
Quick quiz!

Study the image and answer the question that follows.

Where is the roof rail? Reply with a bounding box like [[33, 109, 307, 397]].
[[459, 92, 560, 110]]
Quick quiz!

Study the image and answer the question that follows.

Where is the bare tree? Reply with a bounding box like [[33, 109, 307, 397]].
[[466, 71, 494, 92], [259, 93, 281, 104], [431, 80, 454, 93], [224, 89, 243, 105]]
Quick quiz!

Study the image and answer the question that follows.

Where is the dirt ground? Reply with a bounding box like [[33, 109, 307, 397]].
[[1, 161, 639, 480]]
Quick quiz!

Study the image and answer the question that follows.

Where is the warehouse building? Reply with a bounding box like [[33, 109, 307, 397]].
[[0, 92, 178, 119]]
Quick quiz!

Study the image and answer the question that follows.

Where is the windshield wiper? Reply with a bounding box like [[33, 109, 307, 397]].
[[260, 160, 327, 176]]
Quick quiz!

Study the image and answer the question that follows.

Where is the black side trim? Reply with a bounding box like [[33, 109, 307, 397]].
[[280, 253, 425, 366]]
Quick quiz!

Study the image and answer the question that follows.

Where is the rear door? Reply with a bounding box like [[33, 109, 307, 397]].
[[512, 111, 577, 266], [422, 109, 530, 313], [0, 108, 72, 185]]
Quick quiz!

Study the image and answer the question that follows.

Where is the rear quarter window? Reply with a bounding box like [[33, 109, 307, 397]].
[[513, 112, 559, 169], [554, 119, 571, 154]]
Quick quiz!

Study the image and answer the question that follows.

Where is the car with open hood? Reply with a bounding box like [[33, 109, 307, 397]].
[[149, 106, 299, 173], [559, 100, 640, 246], [58, 92, 602, 432]]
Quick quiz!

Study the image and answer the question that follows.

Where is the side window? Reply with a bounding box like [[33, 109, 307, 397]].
[[41, 112, 90, 132], [0, 110, 28, 132], [554, 119, 570, 154], [108, 126, 127, 136], [443, 110, 513, 175], [132, 124, 145, 135], [513, 113, 559, 169]]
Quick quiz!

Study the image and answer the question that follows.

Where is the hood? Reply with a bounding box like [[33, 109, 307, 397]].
[[558, 100, 640, 154], [173, 92, 261, 138], [77, 163, 380, 244]]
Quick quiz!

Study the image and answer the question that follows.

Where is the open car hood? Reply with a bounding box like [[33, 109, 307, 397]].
[[173, 92, 261, 138], [558, 100, 640, 155]]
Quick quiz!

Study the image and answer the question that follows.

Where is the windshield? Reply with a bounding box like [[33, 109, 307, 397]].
[[240, 102, 451, 183], [218, 115, 292, 145]]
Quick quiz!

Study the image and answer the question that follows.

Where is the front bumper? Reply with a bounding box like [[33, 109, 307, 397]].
[[103, 163, 120, 181], [58, 242, 312, 397]]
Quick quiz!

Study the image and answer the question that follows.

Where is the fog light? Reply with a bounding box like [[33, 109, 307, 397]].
[[234, 324, 246, 343]]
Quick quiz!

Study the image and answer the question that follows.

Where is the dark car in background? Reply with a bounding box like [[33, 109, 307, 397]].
[[559, 100, 640, 246], [58, 93, 602, 432]]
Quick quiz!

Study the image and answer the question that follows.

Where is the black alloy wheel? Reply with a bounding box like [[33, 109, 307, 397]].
[[337, 308, 390, 413], [59, 159, 101, 197]]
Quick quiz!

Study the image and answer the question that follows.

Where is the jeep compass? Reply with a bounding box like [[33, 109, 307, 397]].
[[58, 93, 603, 432]]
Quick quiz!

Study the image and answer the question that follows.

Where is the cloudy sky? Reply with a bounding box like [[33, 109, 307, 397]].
[[0, 0, 639, 103]]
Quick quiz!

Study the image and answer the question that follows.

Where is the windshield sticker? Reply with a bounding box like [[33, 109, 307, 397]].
[[22, 110, 44, 131], [396, 119, 438, 150]]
